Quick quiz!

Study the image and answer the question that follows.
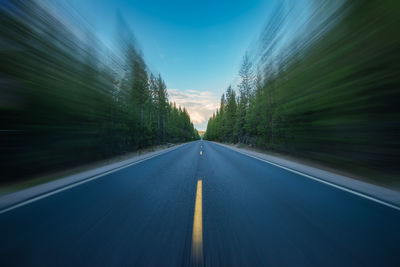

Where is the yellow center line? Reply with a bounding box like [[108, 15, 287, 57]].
[[191, 180, 203, 263]]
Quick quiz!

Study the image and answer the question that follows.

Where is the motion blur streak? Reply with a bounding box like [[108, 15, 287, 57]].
[[204, 0, 400, 183], [0, 0, 200, 183]]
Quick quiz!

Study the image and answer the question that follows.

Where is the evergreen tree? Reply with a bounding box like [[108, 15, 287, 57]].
[[234, 54, 255, 144], [224, 86, 237, 143], [0, 0, 200, 181]]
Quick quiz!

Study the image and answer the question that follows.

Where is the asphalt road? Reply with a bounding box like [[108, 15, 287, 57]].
[[1, 141, 400, 266]]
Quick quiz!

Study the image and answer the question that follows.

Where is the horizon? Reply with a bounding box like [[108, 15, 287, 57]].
[[65, 0, 276, 130]]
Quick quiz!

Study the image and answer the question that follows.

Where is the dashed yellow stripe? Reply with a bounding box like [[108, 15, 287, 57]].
[[192, 180, 203, 263]]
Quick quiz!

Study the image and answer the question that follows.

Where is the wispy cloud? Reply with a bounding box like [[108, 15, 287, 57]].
[[168, 89, 219, 131]]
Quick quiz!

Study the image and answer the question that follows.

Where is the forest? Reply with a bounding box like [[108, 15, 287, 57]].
[[0, 1, 199, 182], [204, 0, 400, 182]]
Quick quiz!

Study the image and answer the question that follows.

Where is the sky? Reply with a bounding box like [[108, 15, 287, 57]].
[[66, 0, 275, 130]]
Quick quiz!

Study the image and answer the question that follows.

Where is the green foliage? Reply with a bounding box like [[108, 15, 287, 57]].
[[0, 0, 199, 182], [205, 0, 400, 179]]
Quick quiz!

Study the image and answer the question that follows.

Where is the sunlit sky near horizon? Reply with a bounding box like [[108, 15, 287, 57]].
[[67, 0, 274, 130]]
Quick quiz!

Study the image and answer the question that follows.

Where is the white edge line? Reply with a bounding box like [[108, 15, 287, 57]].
[[0, 144, 186, 215], [214, 142, 400, 211]]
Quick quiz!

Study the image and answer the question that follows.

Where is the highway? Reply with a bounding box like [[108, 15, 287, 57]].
[[1, 141, 399, 266]]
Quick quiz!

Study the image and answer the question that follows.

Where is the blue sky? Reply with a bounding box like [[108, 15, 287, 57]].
[[67, 0, 274, 130]]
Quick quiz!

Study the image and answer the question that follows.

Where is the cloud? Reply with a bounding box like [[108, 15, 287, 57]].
[[168, 89, 219, 131]]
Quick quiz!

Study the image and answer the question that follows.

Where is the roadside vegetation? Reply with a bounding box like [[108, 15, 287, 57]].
[[0, 0, 199, 183], [204, 0, 400, 182]]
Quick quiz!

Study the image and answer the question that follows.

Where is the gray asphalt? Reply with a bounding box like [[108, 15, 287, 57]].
[[1, 140, 400, 266]]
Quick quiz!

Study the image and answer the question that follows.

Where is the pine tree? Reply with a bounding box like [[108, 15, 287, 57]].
[[224, 85, 237, 142], [234, 54, 255, 144]]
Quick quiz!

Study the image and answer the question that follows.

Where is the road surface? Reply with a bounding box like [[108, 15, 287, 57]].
[[1, 141, 399, 266]]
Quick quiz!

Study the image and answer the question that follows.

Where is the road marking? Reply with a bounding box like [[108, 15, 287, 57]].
[[200, 151, 203, 155], [214, 143, 400, 211], [191, 179, 203, 263], [0, 143, 188, 215]]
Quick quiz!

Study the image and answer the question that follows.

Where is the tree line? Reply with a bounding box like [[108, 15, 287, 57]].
[[205, 0, 400, 181], [0, 0, 199, 182]]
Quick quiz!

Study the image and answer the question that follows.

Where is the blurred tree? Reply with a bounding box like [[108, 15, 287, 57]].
[[205, 0, 400, 181], [0, 0, 199, 182]]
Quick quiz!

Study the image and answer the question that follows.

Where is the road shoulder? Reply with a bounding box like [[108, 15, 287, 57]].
[[0, 143, 187, 212], [213, 142, 400, 209]]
